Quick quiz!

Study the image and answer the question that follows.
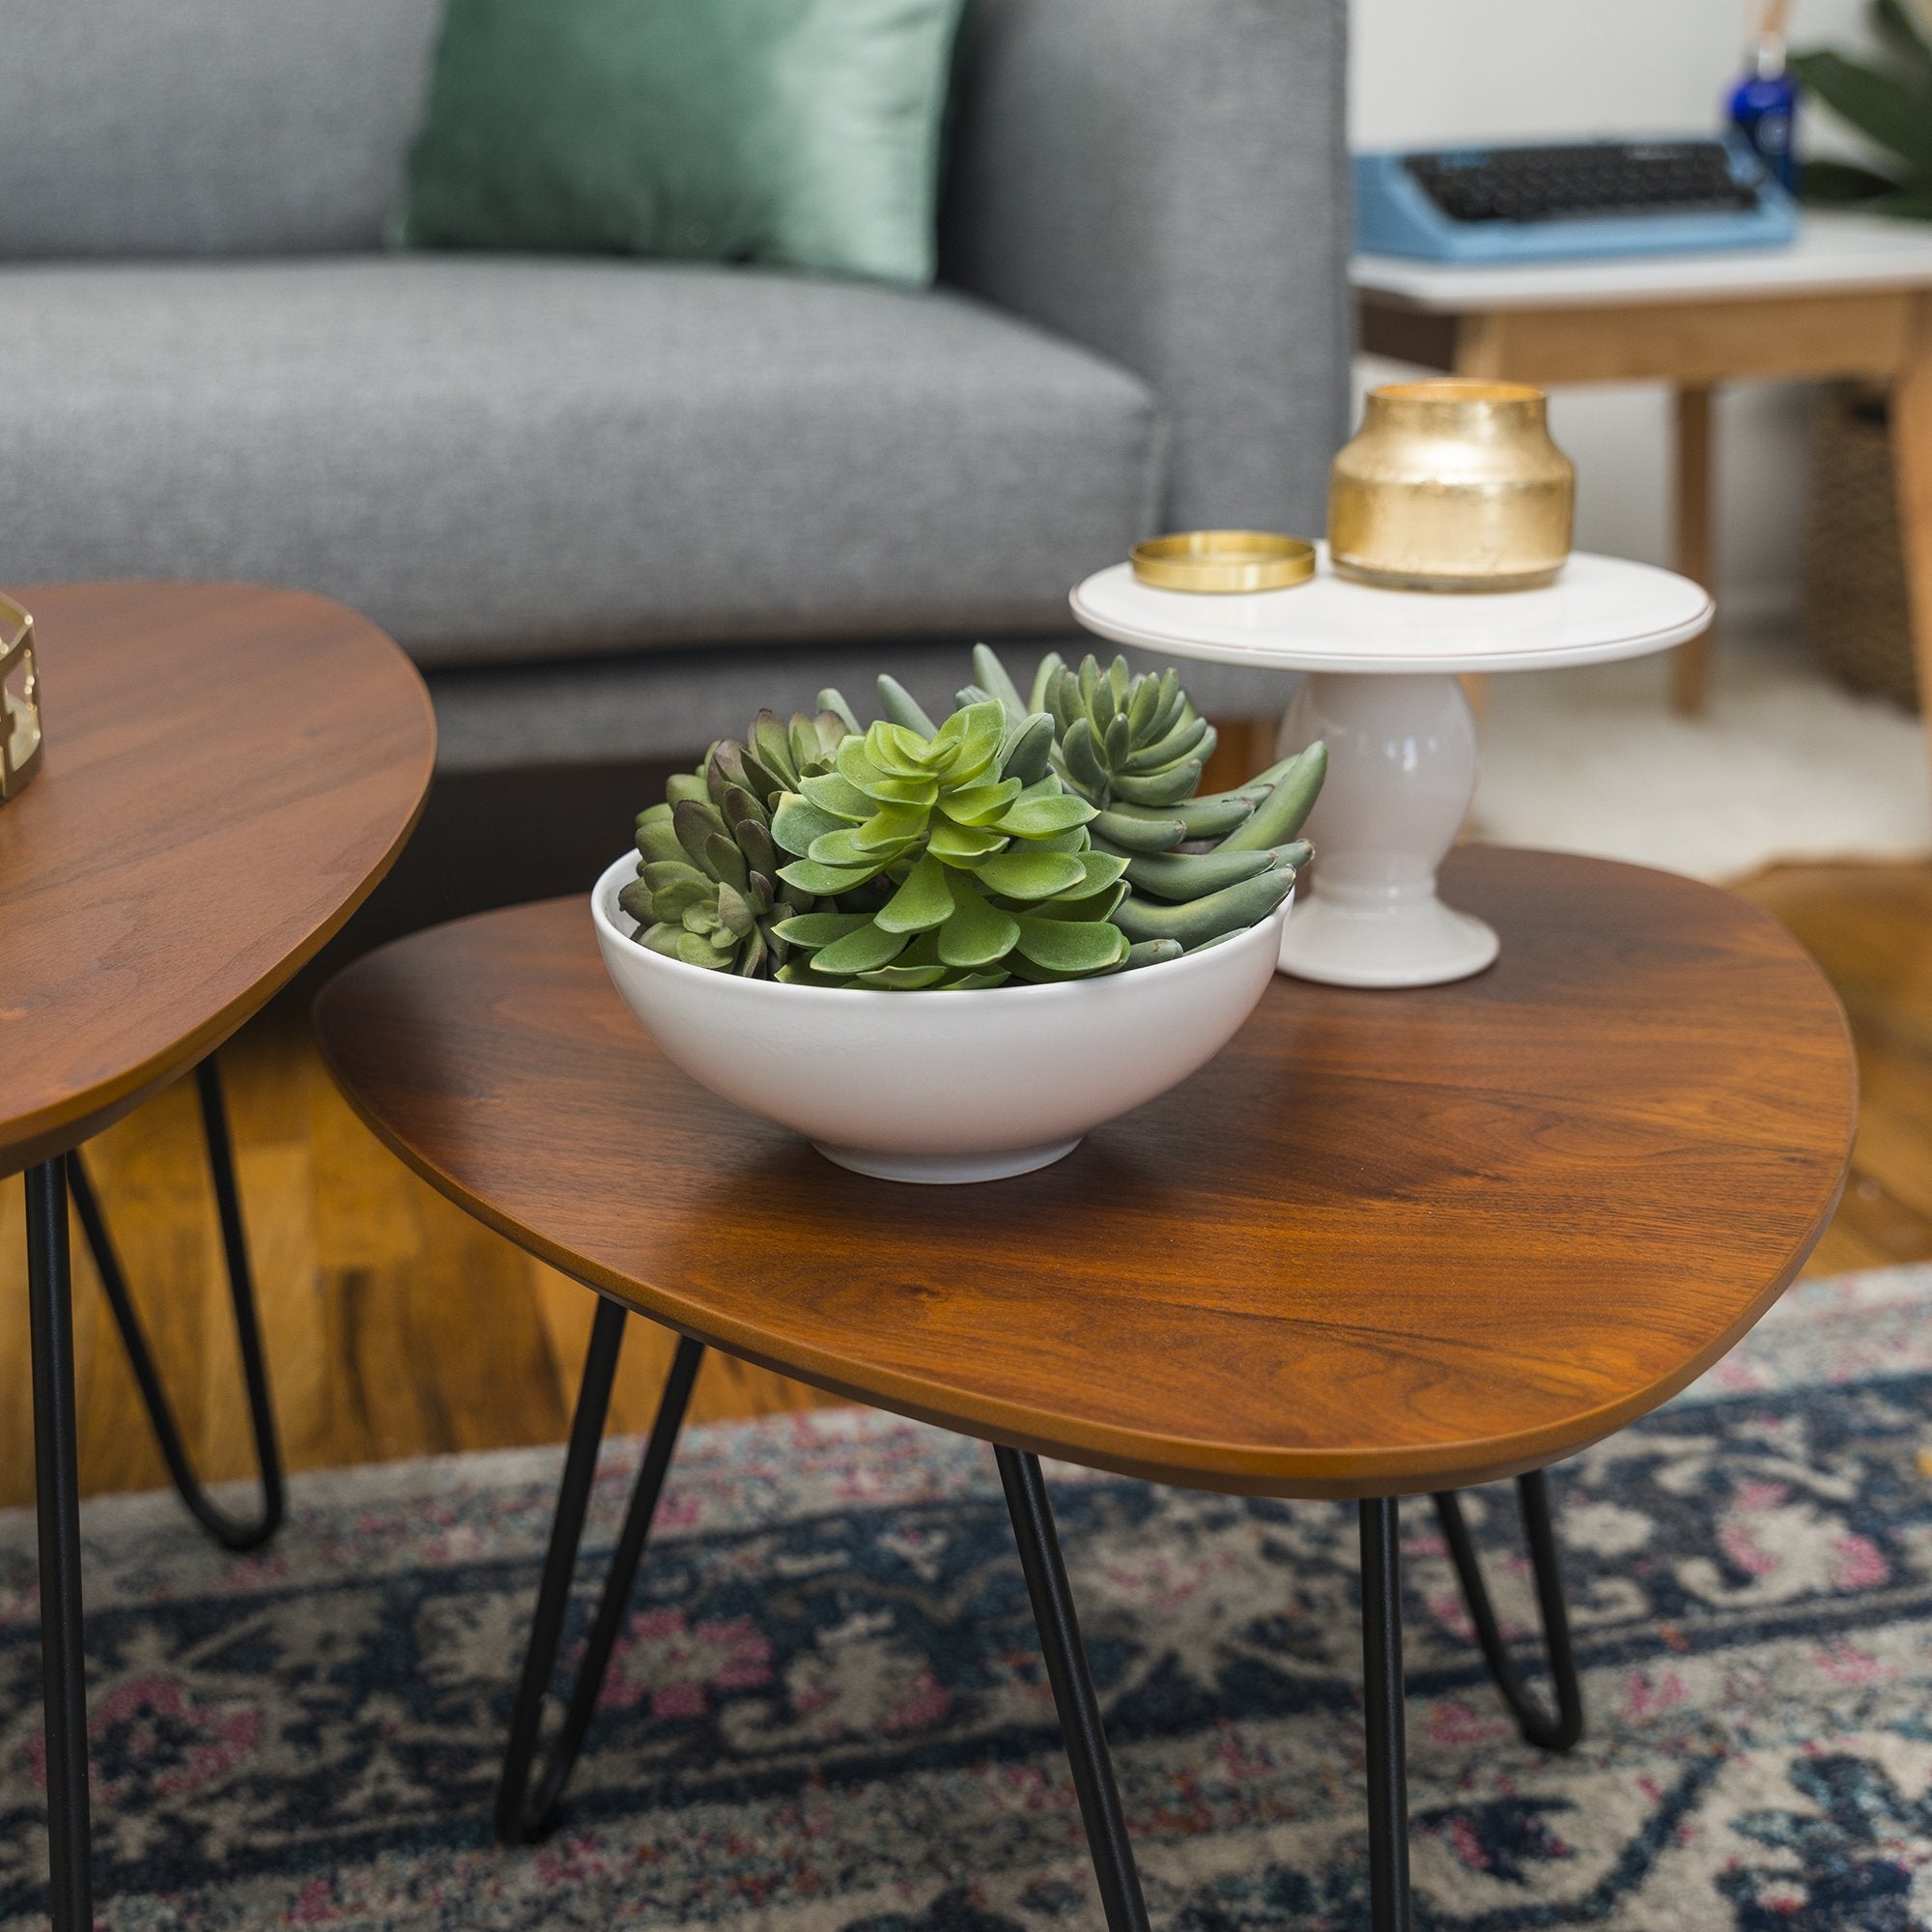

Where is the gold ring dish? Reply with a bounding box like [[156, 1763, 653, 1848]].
[[1327, 379, 1576, 592], [1129, 530, 1317, 594]]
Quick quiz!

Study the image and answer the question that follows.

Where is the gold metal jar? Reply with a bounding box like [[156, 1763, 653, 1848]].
[[1327, 379, 1575, 591]]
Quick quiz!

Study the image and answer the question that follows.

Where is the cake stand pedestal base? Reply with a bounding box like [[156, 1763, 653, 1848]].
[[1278, 670, 1498, 989]]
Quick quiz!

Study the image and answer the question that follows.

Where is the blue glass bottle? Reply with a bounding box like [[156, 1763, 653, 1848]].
[[1728, 18, 1801, 193]]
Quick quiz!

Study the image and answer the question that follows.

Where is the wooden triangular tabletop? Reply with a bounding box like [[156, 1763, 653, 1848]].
[[315, 847, 1855, 1499]]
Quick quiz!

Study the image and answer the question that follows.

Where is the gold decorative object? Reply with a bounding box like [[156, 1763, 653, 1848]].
[[0, 594, 43, 802], [1327, 379, 1575, 592], [1130, 530, 1316, 594]]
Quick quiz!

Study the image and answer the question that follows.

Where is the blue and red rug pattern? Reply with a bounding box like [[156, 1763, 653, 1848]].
[[4, 1266, 1932, 1931]]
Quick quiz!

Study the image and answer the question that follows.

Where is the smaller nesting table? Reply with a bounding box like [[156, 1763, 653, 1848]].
[[1071, 549, 1711, 988], [1, 583, 435, 1932], [315, 846, 1853, 1931]]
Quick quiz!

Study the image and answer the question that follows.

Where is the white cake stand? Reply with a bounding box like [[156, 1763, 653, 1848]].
[[1069, 547, 1713, 988]]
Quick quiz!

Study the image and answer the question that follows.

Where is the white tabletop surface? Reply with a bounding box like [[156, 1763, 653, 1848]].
[[1070, 548, 1715, 676], [1352, 212, 1932, 311]]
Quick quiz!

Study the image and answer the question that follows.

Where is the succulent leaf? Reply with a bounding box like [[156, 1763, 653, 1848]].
[[1013, 916, 1128, 974], [810, 921, 913, 977], [875, 855, 956, 932], [1001, 712, 1056, 785], [937, 881, 1021, 966], [975, 849, 1089, 900], [771, 910, 872, 949], [876, 676, 939, 736], [777, 856, 874, 895]]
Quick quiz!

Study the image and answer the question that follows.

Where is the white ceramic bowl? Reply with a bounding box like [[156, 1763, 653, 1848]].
[[591, 852, 1292, 1184]]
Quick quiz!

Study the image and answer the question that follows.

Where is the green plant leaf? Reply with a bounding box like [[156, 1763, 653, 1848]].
[[936, 880, 1022, 966], [875, 854, 956, 932], [974, 849, 1089, 900], [771, 912, 874, 949], [1012, 916, 1128, 975], [777, 958, 854, 986], [876, 674, 939, 736], [930, 697, 1005, 750], [1790, 48, 1932, 173], [818, 688, 863, 735], [809, 922, 914, 976], [704, 831, 751, 894], [1021, 882, 1129, 923], [854, 962, 950, 989], [862, 722, 938, 778], [770, 793, 845, 858], [714, 882, 756, 938], [800, 770, 875, 819], [639, 859, 708, 894], [1801, 156, 1909, 203], [751, 711, 795, 780], [939, 779, 1024, 825], [636, 816, 685, 866], [1000, 712, 1056, 785], [648, 876, 712, 921], [810, 827, 899, 868], [672, 797, 729, 870], [1069, 851, 1130, 895], [674, 930, 732, 969], [1876, 0, 1932, 80], [853, 803, 930, 851], [847, 772, 940, 808], [1875, 185, 1932, 215], [926, 819, 1008, 862], [993, 791, 1096, 838], [777, 857, 877, 895]]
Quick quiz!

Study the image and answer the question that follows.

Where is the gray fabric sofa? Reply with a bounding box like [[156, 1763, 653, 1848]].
[[0, 0, 1349, 770]]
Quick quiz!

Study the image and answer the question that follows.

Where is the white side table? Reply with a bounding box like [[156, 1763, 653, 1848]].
[[1353, 211, 1932, 727], [1070, 549, 1712, 988]]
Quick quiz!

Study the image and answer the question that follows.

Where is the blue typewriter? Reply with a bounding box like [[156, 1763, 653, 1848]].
[[1354, 136, 1799, 264]]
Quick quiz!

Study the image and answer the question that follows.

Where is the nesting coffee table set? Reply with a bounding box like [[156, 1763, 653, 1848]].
[[4, 508, 1854, 1932]]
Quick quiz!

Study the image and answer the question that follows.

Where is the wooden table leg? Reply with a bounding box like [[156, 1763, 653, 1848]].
[[1893, 294, 1932, 775], [1671, 384, 1717, 717]]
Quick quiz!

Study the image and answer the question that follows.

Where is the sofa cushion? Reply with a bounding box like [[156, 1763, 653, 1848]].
[[0, 258, 1164, 665], [0, 1, 442, 257], [400, 0, 968, 287]]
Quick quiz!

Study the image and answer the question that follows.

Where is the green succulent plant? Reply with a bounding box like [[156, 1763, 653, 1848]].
[[961, 646, 1324, 952], [621, 708, 851, 977], [766, 699, 1142, 988], [1794, 1, 1932, 218]]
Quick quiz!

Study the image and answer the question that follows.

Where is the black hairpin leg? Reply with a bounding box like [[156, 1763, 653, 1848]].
[[69, 1058, 284, 1552], [1432, 1470, 1582, 1752], [27, 1157, 96, 1932], [496, 1300, 702, 1844], [1359, 1497, 1412, 1932], [997, 1447, 1151, 1932]]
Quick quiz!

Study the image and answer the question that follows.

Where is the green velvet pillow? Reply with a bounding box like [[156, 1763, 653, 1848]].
[[397, 0, 968, 288]]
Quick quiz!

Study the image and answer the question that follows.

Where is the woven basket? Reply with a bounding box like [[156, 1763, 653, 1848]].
[[1804, 384, 1919, 711]]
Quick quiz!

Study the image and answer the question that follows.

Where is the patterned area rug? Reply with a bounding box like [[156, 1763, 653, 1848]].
[[5, 1266, 1932, 1932]]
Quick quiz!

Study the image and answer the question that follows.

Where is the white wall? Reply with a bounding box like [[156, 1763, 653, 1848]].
[[1349, 0, 1869, 629]]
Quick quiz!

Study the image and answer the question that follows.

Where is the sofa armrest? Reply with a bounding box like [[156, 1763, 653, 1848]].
[[941, 0, 1350, 537]]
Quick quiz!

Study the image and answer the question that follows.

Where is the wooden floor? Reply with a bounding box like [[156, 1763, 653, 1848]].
[[1, 860, 1929, 1511]]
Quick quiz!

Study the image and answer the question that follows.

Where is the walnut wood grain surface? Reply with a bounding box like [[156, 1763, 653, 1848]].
[[314, 849, 1855, 1499], [0, 583, 435, 1176]]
